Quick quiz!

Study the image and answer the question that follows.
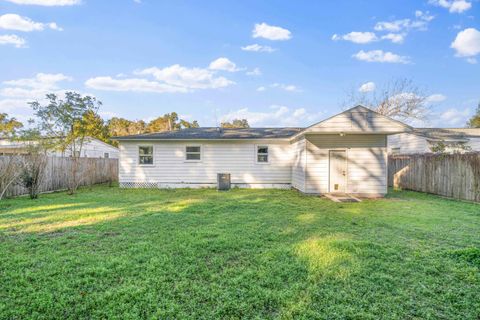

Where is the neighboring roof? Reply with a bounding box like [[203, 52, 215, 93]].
[[412, 128, 480, 142], [113, 127, 303, 140], [0, 136, 118, 150]]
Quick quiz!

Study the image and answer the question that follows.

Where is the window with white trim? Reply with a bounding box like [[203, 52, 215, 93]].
[[185, 145, 201, 161], [104, 152, 109, 158], [256, 145, 269, 163], [139, 146, 153, 165]]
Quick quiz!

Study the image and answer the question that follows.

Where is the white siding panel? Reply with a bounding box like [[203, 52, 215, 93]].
[[388, 133, 430, 154], [466, 137, 480, 151], [305, 134, 387, 194], [119, 140, 293, 185], [291, 139, 306, 192]]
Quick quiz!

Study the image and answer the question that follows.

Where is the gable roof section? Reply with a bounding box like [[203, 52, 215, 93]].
[[298, 105, 412, 136], [113, 127, 303, 140]]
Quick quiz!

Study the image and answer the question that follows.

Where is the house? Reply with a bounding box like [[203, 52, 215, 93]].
[[0, 136, 119, 158], [388, 128, 480, 155], [114, 106, 411, 197]]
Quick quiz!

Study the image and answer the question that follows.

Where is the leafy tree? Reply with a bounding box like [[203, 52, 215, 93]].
[[146, 112, 199, 132], [107, 117, 146, 136], [221, 119, 250, 128], [77, 110, 109, 143], [29, 92, 102, 194], [467, 102, 480, 128], [0, 113, 23, 138], [180, 119, 199, 129]]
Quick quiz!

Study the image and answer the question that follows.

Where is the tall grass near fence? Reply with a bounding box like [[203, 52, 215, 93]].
[[388, 152, 480, 202]]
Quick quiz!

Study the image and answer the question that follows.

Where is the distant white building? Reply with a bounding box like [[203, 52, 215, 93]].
[[388, 128, 480, 155], [0, 136, 119, 158]]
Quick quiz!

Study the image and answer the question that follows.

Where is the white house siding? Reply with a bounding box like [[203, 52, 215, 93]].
[[0, 137, 119, 158], [304, 134, 387, 195], [58, 139, 119, 158], [467, 137, 480, 151], [118, 140, 292, 188], [291, 139, 306, 192], [388, 133, 430, 154], [388, 133, 480, 154]]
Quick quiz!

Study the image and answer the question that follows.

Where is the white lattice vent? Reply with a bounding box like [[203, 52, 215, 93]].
[[120, 182, 158, 188]]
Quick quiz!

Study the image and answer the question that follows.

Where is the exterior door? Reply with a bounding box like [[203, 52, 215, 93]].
[[329, 150, 347, 193]]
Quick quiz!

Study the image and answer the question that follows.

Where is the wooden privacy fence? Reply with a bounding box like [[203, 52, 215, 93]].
[[1, 156, 118, 198], [388, 153, 480, 202]]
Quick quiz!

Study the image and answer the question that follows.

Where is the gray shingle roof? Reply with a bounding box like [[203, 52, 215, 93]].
[[113, 127, 303, 140], [412, 128, 480, 141]]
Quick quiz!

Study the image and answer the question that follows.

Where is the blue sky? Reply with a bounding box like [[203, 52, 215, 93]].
[[0, 0, 479, 128]]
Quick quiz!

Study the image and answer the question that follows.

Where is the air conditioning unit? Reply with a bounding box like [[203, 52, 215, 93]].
[[217, 173, 231, 191]]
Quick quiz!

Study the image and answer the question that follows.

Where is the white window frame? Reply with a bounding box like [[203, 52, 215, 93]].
[[255, 145, 269, 164], [185, 144, 202, 162], [138, 145, 154, 166]]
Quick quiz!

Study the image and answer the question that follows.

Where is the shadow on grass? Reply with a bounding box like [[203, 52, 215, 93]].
[[0, 185, 479, 318]]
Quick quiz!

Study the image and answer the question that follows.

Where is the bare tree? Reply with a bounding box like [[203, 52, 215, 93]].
[[344, 78, 430, 121], [0, 155, 22, 200]]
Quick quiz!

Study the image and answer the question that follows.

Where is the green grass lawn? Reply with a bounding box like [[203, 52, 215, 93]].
[[0, 185, 479, 319]]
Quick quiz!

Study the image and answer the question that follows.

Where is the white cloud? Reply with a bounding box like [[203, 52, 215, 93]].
[[271, 83, 300, 92], [0, 73, 74, 123], [429, 0, 472, 13], [374, 11, 433, 33], [332, 32, 378, 44], [241, 44, 275, 52], [208, 57, 239, 72], [426, 94, 447, 103], [3, 0, 80, 5], [2, 73, 72, 99], [252, 22, 291, 41], [432, 108, 472, 126], [451, 28, 480, 60], [374, 19, 411, 32], [246, 67, 262, 76], [353, 50, 410, 64], [466, 57, 477, 64], [358, 82, 376, 93], [221, 105, 322, 127], [136, 64, 234, 90], [87, 62, 235, 93], [0, 14, 62, 31], [85, 77, 188, 93], [256, 86, 266, 92], [0, 34, 26, 47], [381, 33, 405, 44]]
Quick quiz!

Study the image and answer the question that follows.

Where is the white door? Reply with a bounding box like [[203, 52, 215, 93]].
[[329, 150, 347, 193]]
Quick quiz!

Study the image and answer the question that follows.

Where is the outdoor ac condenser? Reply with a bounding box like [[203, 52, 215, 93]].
[[217, 173, 231, 191]]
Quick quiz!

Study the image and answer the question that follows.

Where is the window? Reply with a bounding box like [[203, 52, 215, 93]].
[[104, 152, 109, 158], [391, 148, 400, 155], [185, 146, 201, 161], [139, 146, 153, 165], [256, 145, 269, 163]]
